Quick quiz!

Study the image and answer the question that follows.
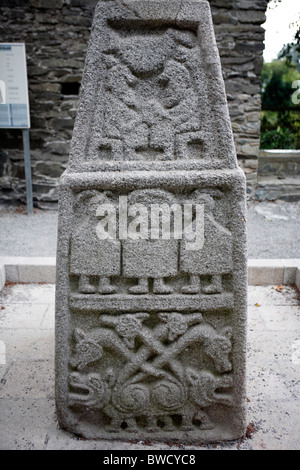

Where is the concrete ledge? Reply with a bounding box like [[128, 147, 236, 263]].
[[258, 149, 300, 178], [248, 259, 300, 286], [0, 257, 300, 292], [0, 257, 56, 288], [0, 264, 5, 292]]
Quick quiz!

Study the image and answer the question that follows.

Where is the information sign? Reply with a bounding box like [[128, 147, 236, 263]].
[[0, 43, 30, 129]]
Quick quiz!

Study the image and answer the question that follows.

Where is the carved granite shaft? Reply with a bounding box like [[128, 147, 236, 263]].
[[55, 0, 248, 443]]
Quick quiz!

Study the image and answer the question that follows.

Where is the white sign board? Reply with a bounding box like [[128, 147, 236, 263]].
[[0, 43, 30, 129]]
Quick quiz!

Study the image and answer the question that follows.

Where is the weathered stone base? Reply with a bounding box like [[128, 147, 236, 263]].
[[57, 406, 246, 444]]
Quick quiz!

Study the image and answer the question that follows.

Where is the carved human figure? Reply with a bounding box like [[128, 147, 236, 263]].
[[99, 27, 201, 161], [100, 55, 143, 160], [180, 192, 232, 294], [151, 59, 200, 159], [122, 190, 179, 294], [70, 191, 121, 294]]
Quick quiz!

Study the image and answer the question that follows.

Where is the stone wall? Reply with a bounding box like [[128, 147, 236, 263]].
[[0, 0, 268, 207]]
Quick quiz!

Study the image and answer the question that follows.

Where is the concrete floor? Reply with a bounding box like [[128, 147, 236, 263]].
[[0, 282, 299, 450]]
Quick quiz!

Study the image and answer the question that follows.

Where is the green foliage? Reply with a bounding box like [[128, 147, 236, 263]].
[[260, 60, 300, 149], [261, 127, 294, 149], [261, 60, 300, 110]]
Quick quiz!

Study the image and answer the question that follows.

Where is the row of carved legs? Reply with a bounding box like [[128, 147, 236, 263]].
[[103, 413, 214, 433], [77, 274, 224, 295]]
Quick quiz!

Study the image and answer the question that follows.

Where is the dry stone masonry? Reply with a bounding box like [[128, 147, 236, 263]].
[[55, 0, 248, 443], [0, 0, 268, 206]]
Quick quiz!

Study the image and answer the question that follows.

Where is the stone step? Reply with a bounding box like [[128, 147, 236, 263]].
[[1, 257, 299, 290]]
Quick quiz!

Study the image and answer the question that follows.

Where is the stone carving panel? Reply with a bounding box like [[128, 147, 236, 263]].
[[69, 188, 233, 297], [98, 25, 203, 162], [68, 312, 233, 433]]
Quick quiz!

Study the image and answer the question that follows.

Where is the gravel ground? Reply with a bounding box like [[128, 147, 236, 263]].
[[0, 204, 58, 257], [246, 200, 300, 259], [0, 200, 299, 259]]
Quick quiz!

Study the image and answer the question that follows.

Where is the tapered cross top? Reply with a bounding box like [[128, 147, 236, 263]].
[[68, 0, 237, 172]]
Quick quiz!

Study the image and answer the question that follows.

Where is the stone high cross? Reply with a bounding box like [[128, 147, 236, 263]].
[[55, 0, 248, 443]]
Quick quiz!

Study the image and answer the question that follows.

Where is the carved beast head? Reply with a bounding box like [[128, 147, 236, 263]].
[[71, 328, 104, 371], [203, 327, 232, 374]]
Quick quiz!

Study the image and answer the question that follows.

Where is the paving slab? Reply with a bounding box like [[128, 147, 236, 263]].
[[0, 282, 299, 450]]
